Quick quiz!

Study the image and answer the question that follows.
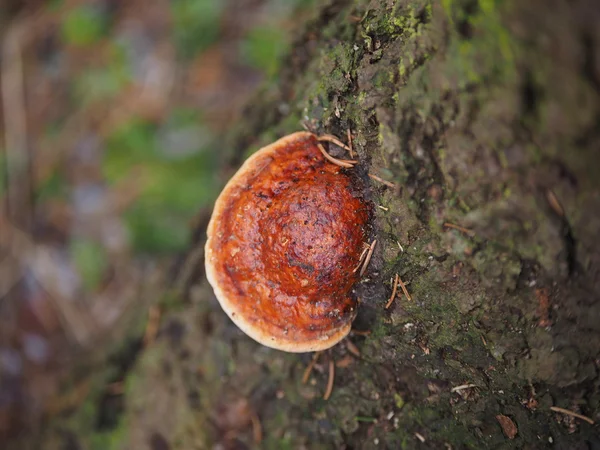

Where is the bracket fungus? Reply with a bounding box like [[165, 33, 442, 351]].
[[205, 131, 370, 352]]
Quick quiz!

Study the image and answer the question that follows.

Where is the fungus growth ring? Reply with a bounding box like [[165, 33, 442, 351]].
[[205, 131, 370, 352]]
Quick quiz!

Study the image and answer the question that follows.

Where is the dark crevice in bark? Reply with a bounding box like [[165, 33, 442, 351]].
[[582, 32, 600, 91], [95, 337, 143, 431]]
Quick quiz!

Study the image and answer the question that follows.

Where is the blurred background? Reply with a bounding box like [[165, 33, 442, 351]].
[[0, 0, 314, 441]]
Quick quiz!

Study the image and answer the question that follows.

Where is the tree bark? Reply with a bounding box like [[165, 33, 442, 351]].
[[20, 0, 600, 449]]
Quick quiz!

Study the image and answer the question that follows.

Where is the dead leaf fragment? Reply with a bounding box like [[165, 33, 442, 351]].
[[496, 414, 518, 439], [535, 288, 551, 327]]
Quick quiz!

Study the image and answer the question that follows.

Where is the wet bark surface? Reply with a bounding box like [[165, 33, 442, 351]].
[[15, 0, 600, 449]]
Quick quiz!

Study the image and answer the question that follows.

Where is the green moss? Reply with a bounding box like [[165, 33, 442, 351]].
[[60, 390, 127, 450], [394, 393, 405, 409], [363, 2, 429, 38], [357, 91, 368, 105], [51, 323, 148, 450], [369, 317, 394, 340], [471, 246, 522, 291], [321, 42, 356, 77], [442, 0, 518, 85], [263, 434, 297, 450], [88, 420, 128, 450]]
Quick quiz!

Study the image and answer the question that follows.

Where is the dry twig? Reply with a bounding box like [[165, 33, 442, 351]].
[[302, 351, 321, 384], [451, 384, 477, 393], [443, 222, 475, 237], [335, 355, 354, 368], [546, 190, 564, 217], [347, 128, 354, 158], [250, 411, 263, 444], [316, 142, 356, 168], [346, 339, 361, 357], [351, 329, 371, 337], [397, 274, 412, 301], [385, 274, 400, 309], [352, 244, 370, 273], [143, 305, 161, 346], [318, 134, 351, 151], [535, 287, 552, 328], [550, 406, 595, 425], [359, 239, 377, 277], [368, 173, 396, 188], [323, 359, 335, 400]]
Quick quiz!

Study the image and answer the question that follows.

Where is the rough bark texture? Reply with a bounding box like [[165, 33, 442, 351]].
[[17, 0, 600, 449]]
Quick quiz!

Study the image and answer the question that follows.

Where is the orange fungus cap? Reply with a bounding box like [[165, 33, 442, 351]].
[[205, 132, 370, 352]]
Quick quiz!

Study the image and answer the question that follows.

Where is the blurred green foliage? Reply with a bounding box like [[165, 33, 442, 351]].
[[171, 0, 224, 59], [103, 115, 217, 253], [35, 169, 68, 202], [103, 119, 156, 183], [124, 203, 192, 254], [61, 5, 108, 46], [74, 43, 131, 105], [70, 238, 109, 291], [242, 26, 289, 78]]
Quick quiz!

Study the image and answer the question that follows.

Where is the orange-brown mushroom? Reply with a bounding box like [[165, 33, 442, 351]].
[[205, 131, 370, 352]]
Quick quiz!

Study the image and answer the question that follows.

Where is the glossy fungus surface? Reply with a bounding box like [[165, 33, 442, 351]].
[[205, 132, 370, 352]]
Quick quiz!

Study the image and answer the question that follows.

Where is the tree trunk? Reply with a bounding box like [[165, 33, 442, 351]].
[[20, 0, 600, 448]]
